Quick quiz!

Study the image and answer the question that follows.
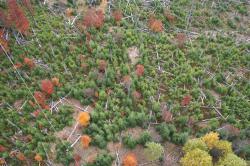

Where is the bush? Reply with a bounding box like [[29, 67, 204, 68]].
[[216, 153, 247, 166], [183, 138, 208, 153], [180, 149, 213, 166], [144, 142, 164, 161]]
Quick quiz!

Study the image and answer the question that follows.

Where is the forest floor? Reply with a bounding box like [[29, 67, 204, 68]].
[[0, 0, 250, 166]]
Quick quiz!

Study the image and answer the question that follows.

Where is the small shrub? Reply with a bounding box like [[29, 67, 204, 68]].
[[164, 10, 175, 23], [98, 60, 107, 72], [180, 149, 213, 166], [162, 109, 173, 122], [132, 91, 142, 101], [135, 64, 144, 76], [181, 95, 191, 106], [112, 10, 123, 23], [175, 33, 187, 48]]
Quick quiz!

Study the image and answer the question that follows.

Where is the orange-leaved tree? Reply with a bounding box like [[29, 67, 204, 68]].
[[148, 16, 163, 32], [81, 135, 91, 148], [122, 153, 138, 166], [78, 112, 90, 127]]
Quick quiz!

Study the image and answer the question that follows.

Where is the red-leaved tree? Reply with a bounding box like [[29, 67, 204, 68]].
[[34, 91, 46, 107], [83, 9, 104, 29], [8, 0, 30, 34], [181, 95, 192, 106], [41, 79, 54, 95]]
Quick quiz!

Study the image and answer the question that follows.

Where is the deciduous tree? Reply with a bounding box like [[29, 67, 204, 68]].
[[148, 16, 163, 32], [83, 9, 104, 29], [122, 153, 137, 166], [8, 0, 30, 34], [78, 112, 90, 127], [81, 135, 91, 148], [41, 79, 54, 95]]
